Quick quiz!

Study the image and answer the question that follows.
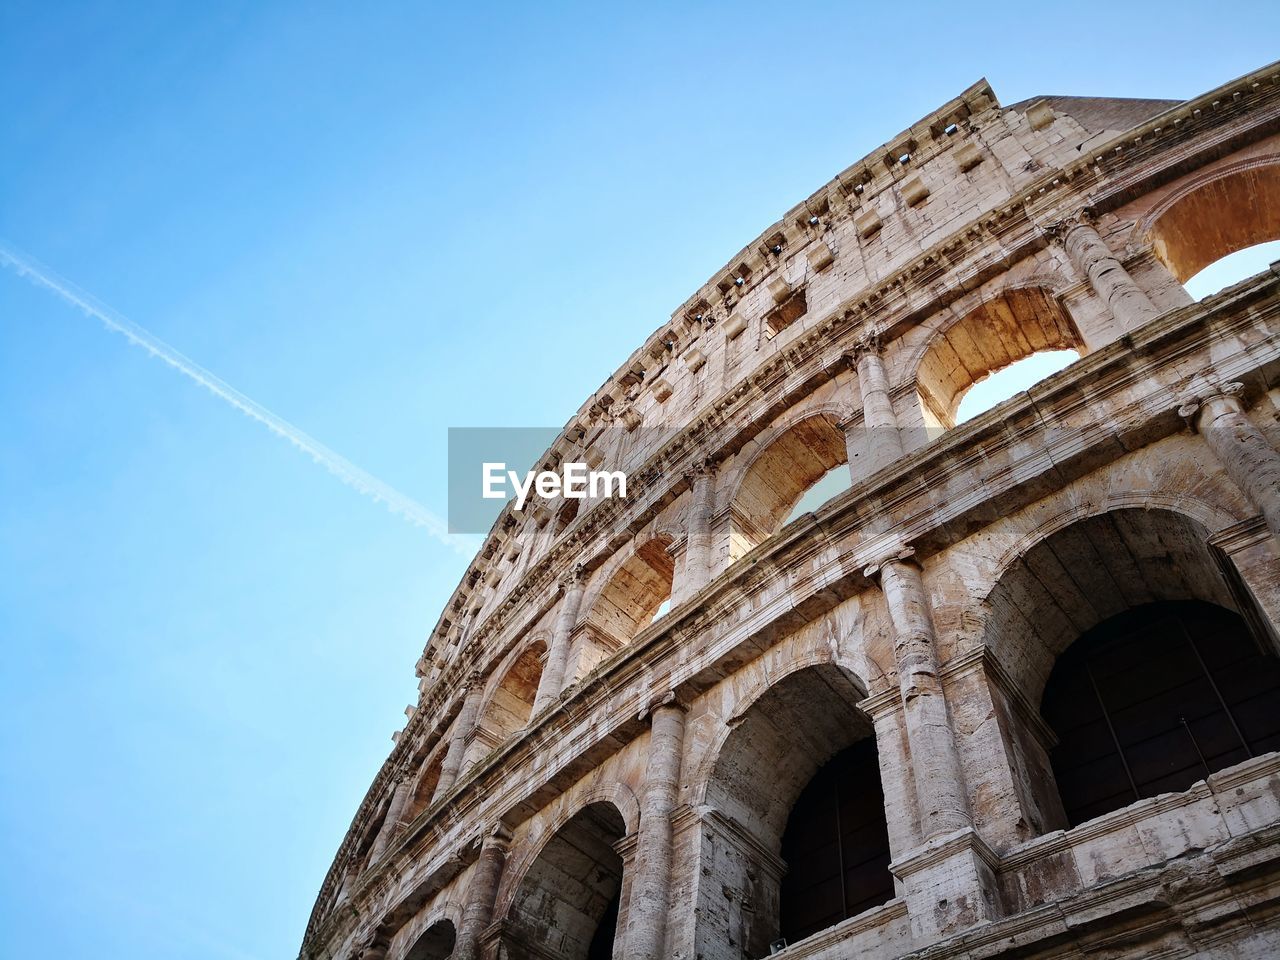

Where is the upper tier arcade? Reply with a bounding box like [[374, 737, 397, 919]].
[[303, 59, 1280, 960]]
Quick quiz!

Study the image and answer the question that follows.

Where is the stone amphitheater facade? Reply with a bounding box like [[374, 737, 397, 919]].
[[301, 61, 1280, 960]]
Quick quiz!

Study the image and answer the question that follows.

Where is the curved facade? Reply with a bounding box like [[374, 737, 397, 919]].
[[302, 62, 1280, 960]]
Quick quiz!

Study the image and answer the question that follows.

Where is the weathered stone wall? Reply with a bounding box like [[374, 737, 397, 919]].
[[303, 61, 1280, 960]]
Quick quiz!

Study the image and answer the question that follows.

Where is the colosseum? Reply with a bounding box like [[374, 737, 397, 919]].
[[300, 60, 1280, 960]]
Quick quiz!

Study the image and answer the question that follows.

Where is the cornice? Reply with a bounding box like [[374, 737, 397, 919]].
[[424, 65, 1280, 695], [305, 280, 1280, 951], [304, 64, 1280, 946]]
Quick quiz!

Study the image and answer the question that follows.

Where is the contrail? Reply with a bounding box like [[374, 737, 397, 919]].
[[1, 241, 475, 556]]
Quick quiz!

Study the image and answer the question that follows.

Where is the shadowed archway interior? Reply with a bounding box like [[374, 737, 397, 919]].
[[501, 801, 627, 960], [982, 508, 1279, 836], [701, 663, 890, 955], [404, 919, 456, 960], [1043, 599, 1280, 827]]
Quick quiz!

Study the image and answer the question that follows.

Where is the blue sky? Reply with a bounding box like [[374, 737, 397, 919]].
[[1, 4, 1277, 958]]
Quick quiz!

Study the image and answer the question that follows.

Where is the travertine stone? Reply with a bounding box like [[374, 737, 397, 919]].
[[365, 774, 411, 864], [854, 338, 905, 476], [623, 700, 686, 959], [1059, 218, 1160, 332], [681, 462, 717, 597], [454, 825, 510, 960], [303, 62, 1280, 960], [531, 568, 586, 714], [1181, 383, 1280, 537], [869, 554, 972, 841], [432, 678, 483, 802]]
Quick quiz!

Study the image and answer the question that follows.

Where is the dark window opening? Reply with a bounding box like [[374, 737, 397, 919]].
[[1043, 600, 1280, 828], [764, 288, 808, 338], [779, 738, 894, 945], [555, 497, 580, 534], [587, 889, 620, 960]]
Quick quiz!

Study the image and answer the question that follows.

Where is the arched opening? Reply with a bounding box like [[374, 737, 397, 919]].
[[953, 350, 1079, 423], [699, 663, 892, 956], [586, 542, 675, 655], [779, 738, 894, 946], [981, 508, 1280, 835], [916, 287, 1084, 430], [405, 919, 456, 960], [351, 796, 392, 877], [1147, 161, 1280, 297], [472, 639, 547, 756], [554, 497, 580, 535], [402, 751, 446, 825], [1042, 599, 1280, 828], [731, 414, 849, 558], [783, 465, 852, 525], [501, 801, 627, 960], [1183, 240, 1280, 299]]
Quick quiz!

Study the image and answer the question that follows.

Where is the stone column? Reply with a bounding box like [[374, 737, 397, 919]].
[[454, 824, 512, 960], [432, 676, 484, 802], [1180, 382, 1280, 537], [854, 336, 905, 475], [532, 565, 588, 714], [623, 696, 686, 960], [1058, 216, 1160, 332], [867, 556, 1000, 943], [865, 550, 971, 840], [366, 771, 411, 863], [861, 691, 921, 876], [681, 461, 717, 597]]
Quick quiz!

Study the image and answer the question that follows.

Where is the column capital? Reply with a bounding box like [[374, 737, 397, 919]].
[[638, 689, 688, 721], [860, 684, 904, 719], [863, 544, 917, 581], [851, 329, 885, 359], [682, 456, 718, 485], [478, 821, 513, 852], [822, 350, 856, 376], [559, 563, 588, 591], [1177, 381, 1245, 430], [1042, 207, 1098, 242]]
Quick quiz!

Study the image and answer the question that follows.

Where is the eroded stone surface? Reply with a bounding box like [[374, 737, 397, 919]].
[[304, 63, 1280, 960]]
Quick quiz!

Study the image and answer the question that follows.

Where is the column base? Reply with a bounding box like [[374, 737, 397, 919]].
[[890, 827, 1000, 943]]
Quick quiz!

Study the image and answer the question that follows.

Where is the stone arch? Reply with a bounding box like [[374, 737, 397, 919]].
[[1139, 154, 1280, 283], [723, 409, 851, 558], [912, 284, 1085, 430], [688, 646, 868, 807], [693, 660, 893, 956], [366, 866, 465, 960], [986, 492, 1243, 584], [572, 535, 675, 679], [472, 633, 549, 755], [716, 401, 856, 507], [977, 505, 1280, 834], [496, 799, 630, 960], [348, 790, 394, 880], [979, 505, 1246, 705], [399, 916, 457, 960], [400, 742, 449, 826], [499, 781, 640, 914]]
